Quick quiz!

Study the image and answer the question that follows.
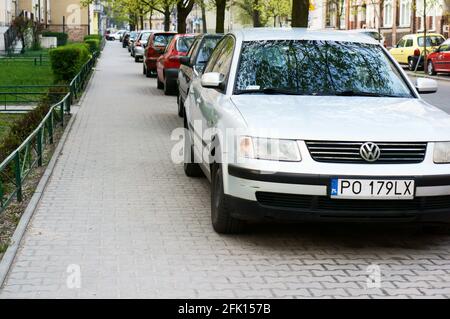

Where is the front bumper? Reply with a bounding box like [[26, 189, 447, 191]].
[[225, 165, 450, 223]]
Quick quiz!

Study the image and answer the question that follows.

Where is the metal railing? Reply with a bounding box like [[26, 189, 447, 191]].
[[0, 54, 50, 65], [0, 51, 100, 213], [0, 85, 68, 111]]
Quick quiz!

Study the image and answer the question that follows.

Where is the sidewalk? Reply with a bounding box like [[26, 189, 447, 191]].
[[405, 70, 450, 82], [1, 42, 450, 299]]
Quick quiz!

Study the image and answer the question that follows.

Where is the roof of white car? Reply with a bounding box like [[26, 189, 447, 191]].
[[231, 28, 379, 44]]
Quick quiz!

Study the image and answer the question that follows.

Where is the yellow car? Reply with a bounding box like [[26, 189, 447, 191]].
[[389, 33, 446, 70]]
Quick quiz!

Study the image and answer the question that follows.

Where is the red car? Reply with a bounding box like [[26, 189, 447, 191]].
[[156, 34, 196, 95], [427, 39, 450, 75], [143, 31, 176, 78]]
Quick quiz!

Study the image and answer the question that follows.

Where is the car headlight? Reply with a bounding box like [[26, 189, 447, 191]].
[[239, 136, 301, 162], [434, 142, 450, 163]]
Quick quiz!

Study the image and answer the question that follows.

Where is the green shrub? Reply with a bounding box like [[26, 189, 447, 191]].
[[84, 34, 103, 42], [0, 99, 51, 162], [49, 43, 91, 82], [41, 32, 68, 46], [84, 39, 100, 53]]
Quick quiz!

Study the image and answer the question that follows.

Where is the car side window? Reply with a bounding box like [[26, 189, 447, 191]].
[[440, 44, 450, 52], [405, 39, 413, 47], [188, 39, 200, 64], [206, 36, 235, 78], [204, 40, 226, 74], [397, 39, 406, 48]]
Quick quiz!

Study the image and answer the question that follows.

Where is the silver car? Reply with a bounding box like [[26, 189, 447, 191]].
[[183, 28, 450, 234], [134, 30, 156, 62]]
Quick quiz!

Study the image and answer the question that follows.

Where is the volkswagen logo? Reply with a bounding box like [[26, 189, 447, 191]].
[[360, 142, 381, 162]]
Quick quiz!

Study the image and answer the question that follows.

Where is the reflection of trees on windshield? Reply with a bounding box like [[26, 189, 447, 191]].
[[235, 40, 412, 97]]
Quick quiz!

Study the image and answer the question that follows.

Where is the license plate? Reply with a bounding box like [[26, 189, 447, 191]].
[[330, 179, 415, 200]]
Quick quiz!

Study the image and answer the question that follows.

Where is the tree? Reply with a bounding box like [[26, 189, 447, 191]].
[[215, 0, 228, 33], [12, 16, 32, 53], [291, 0, 309, 27], [236, 0, 268, 27], [176, 0, 196, 33], [264, 0, 291, 27]]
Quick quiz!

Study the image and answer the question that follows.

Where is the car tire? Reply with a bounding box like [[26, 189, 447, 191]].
[[427, 61, 437, 76], [177, 93, 184, 117], [211, 165, 245, 234], [164, 79, 175, 96], [146, 66, 153, 78], [157, 76, 164, 90], [143, 64, 146, 75], [183, 130, 204, 178], [135, 56, 140, 63], [408, 57, 417, 71]]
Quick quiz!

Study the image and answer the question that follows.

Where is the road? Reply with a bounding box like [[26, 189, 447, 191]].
[[415, 76, 450, 114], [1, 41, 450, 298]]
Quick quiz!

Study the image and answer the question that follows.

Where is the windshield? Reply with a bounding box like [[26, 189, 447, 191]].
[[235, 40, 413, 98], [418, 36, 444, 47], [176, 37, 195, 53], [154, 34, 174, 47]]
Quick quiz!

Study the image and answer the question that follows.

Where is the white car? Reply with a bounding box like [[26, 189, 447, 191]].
[[184, 28, 450, 234]]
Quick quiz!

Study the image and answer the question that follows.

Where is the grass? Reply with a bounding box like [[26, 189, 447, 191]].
[[0, 60, 53, 86]]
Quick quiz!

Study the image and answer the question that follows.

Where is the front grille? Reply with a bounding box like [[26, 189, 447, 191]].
[[305, 141, 427, 164], [255, 192, 450, 212]]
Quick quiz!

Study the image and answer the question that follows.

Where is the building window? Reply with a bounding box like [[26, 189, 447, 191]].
[[383, 0, 393, 27], [400, 0, 411, 27]]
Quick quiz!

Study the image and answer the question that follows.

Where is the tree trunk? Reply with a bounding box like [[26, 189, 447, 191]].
[[149, 8, 153, 29], [177, 0, 195, 34], [201, 0, 207, 33], [140, 14, 144, 30], [291, 0, 309, 27], [253, 0, 262, 27], [216, 0, 226, 33], [164, 7, 171, 31]]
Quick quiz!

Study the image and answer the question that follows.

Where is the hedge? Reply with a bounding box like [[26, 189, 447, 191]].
[[42, 32, 68, 47], [84, 39, 100, 54], [84, 35, 103, 42], [49, 43, 91, 82]]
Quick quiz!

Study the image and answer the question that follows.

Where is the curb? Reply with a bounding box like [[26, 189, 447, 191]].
[[0, 65, 97, 289], [405, 71, 450, 82]]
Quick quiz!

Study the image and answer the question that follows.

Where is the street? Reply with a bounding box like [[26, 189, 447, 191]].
[[419, 79, 450, 114], [1, 41, 450, 298]]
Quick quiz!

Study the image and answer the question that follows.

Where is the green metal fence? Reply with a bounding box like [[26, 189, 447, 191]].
[[0, 51, 100, 213], [0, 85, 68, 110]]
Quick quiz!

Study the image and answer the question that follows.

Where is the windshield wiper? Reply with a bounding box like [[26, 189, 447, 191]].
[[236, 87, 305, 95], [334, 90, 404, 98]]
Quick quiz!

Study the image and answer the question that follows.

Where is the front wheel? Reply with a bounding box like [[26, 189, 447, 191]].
[[427, 61, 437, 76], [211, 165, 245, 234], [183, 130, 204, 177]]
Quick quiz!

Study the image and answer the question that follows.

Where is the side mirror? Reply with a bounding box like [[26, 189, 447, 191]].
[[201, 72, 224, 89], [179, 56, 191, 67], [415, 77, 438, 94]]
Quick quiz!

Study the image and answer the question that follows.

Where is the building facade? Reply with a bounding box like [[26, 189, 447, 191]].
[[0, 0, 14, 27], [310, 0, 450, 47]]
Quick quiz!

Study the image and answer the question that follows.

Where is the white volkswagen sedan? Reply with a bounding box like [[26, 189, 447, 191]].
[[183, 28, 450, 234]]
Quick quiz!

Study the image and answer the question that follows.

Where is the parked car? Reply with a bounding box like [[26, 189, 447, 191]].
[[177, 34, 223, 117], [118, 30, 127, 42], [347, 29, 386, 47], [122, 31, 130, 48], [426, 39, 450, 75], [183, 28, 449, 234], [143, 32, 176, 77], [128, 31, 139, 53], [134, 30, 155, 62], [156, 34, 195, 95], [389, 33, 446, 70]]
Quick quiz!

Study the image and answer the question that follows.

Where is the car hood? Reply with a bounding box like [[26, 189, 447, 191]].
[[230, 95, 450, 141]]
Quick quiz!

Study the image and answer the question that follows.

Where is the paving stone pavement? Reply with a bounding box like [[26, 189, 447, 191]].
[[2, 42, 450, 299]]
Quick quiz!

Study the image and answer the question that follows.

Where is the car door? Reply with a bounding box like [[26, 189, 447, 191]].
[[390, 38, 406, 63], [179, 38, 200, 103], [402, 38, 414, 64], [440, 43, 450, 72], [189, 36, 236, 169]]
